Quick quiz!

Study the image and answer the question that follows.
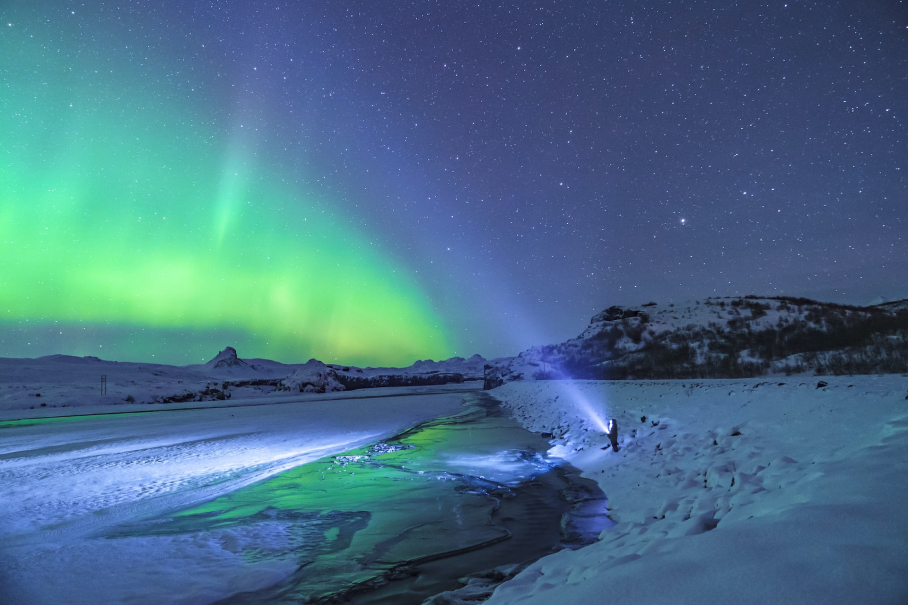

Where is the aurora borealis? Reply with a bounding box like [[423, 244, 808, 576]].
[[2, 0, 907, 365], [1, 5, 451, 365]]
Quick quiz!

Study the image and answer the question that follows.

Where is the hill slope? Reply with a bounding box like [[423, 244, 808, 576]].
[[491, 296, 908, 382]]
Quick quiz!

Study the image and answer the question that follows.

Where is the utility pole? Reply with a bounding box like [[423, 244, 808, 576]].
[[101, 375, 107, 396]]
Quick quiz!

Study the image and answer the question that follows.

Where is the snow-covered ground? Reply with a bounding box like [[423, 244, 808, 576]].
[[486, 375, 908, 604], [4, 364, 907, 604], [0, 388, 467, 604], [0, 348, 493, 410]]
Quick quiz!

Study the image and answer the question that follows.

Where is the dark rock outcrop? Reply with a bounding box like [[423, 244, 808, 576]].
[[591, 306, 649, 323], [336, 372, 464, 391], [483, 364, 504, 390], [205, 346, 252, 372]]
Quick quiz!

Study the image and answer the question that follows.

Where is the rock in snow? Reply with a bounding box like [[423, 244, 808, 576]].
[[280, 359, 347, 393], [204, 346, 257, 374]]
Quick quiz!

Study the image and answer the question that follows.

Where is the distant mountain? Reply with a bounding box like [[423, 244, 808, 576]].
[[487, 296, 908, 382], [14, 295, 904, 411], [204, 346, 252, 373], [37, 354, 105, 364], [278, 354, 491, 393]]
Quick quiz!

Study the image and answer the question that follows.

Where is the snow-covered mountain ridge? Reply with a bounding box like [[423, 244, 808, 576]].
[[490, 296, 908, 382], [0, 349, 493, 411], [4, 295, 907, 411]]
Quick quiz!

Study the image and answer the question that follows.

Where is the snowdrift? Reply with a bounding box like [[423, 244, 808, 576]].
[[484, 375, 908, 604]]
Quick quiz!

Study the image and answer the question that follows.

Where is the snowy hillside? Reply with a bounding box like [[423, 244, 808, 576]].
[[876, 298, 908, 313], [483, 376, 908, 604], [489, 296, 908, 382]]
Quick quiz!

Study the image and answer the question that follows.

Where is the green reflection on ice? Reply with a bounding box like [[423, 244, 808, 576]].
[[0, 411, 147, 429], [121, 398, 553, 602]]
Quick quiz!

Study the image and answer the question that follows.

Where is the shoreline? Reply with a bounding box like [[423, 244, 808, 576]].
[[322, 392, 612, 605]]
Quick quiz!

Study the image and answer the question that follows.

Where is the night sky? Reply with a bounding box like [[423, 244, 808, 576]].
[[2, 0, 906, 365]]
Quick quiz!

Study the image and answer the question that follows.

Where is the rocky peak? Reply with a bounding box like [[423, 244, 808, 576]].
[[206, 346, 250, 370]]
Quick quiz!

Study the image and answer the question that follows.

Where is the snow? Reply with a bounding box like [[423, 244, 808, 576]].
[[485, 375, 908, 604], [281, 358, 348, 392], [0, 349, 492, 410], [4, 340, 907, 603], [490, 297, 907, 382], [876, 299, 908, 313], [201, 345, 253, 372], [0, 388, 467, 604]]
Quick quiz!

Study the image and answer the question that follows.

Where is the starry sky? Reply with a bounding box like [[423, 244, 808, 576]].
[[2, 0, 906, 365]]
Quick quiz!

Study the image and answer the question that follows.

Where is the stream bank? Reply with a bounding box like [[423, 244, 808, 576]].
[[113, 392, 611, 604]]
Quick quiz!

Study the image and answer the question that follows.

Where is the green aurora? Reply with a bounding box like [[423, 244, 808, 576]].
[[0, 25, 452, 366]]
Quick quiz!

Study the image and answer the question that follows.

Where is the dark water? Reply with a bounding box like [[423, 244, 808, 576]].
[[112, 393, 610, 604]]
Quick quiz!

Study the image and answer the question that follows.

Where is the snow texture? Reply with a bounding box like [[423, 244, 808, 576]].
[[4, 341, 907, 604], [0, 388, 466, 604], [484, 375, 908, 604]]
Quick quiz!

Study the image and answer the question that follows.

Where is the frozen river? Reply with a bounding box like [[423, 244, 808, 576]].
[[0, 387, 608, 604]]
